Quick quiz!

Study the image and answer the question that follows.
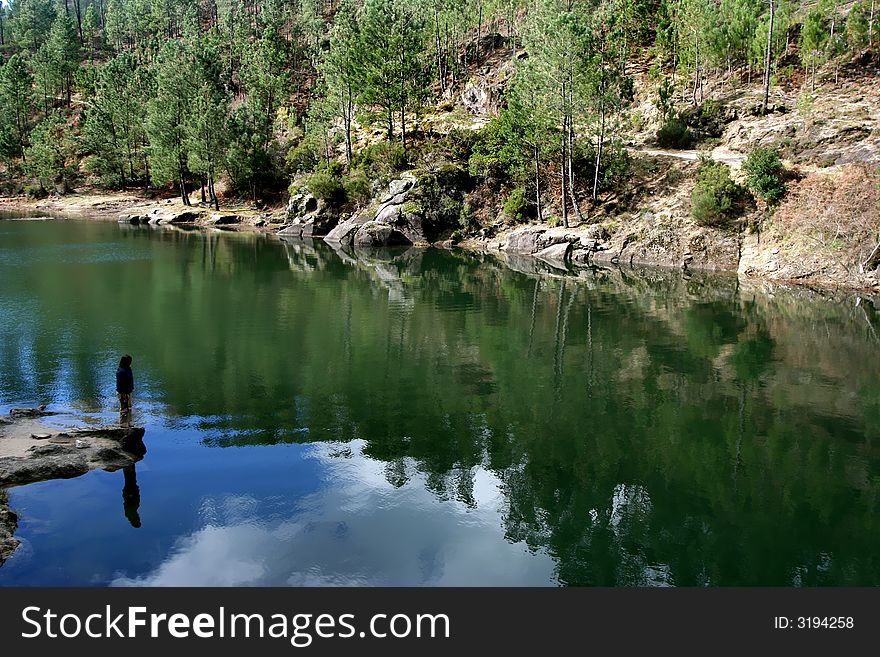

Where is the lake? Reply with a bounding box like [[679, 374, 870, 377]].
[[1, 218, 878, 586]]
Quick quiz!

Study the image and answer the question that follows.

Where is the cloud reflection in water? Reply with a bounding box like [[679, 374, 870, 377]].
[[112, 440, 556, 586]]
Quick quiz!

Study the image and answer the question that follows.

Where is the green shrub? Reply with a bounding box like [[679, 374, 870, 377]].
[[441, 127, 478, 163], [354, 142, 408, 178], [690, 162, 746, 227], [286, 140, 321, 175], [742, 147, 786, 203], [343, 171, 372, 205], [657, 116, 692, 149], [502, 187, 532, 223], [307, 170, 346, 206], [408, 164, 469, 241], [458, 202, 479, 233], [325, 160, 345, 178], [468, 111, 525, 183]]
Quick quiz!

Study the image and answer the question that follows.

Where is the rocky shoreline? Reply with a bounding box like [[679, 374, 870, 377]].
[[0, 408, 146, 566], [2, 180, 878, 294]]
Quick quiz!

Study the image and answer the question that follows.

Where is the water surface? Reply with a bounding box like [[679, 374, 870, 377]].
[[1, 219, 879, 586]]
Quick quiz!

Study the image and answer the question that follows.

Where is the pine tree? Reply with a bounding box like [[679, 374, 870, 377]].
[[24, 110, 77, 192], [321, 0, 361, 164], [357, 0, 432, 154], [147, 40, 195, 204], [81, 52, 152, 186], [10, 0, 57, 53], [0, 54, 35, 163], [187, 30, 229, 210]]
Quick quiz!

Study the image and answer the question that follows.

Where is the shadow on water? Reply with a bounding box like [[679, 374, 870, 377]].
[[1, 220, 879, 585]]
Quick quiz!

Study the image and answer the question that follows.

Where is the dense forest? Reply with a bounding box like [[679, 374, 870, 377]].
[[0, 0, 876, 220]]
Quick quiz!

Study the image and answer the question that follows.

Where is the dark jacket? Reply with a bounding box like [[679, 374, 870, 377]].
[[116, 366, 134, 394]]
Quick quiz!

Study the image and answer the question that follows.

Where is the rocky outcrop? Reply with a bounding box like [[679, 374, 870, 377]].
[[0, 490, 17, 565], [0, 426, 146, 488], [324, 213, 371, 244], [353, 221, 411, 247], [324, 174, 420, 248], [282, 193, 340, 238], [118, 213, 147, 225], [460, 34, 515, 117], [205, 213, 241, 226], [536, 242, 573, 267], [0, 412, 147, 566], [9, 405, 56, 419], [496, 217, 744, 273]]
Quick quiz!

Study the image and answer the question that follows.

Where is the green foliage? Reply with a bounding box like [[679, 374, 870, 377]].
[[846, 1, 873, 53], [10, 0, 56, 53], [469, 112, 528, 183], [502, 187, 533, 223], [410, 164, 469, 240], [146, 40, 193, 199], [801, 7, 828, 87], [356, 0, 432, 148], [458, 202, 479, 233], [440, 128, 478, 164], [657, 116, 692, 149], [286, 138, 322, 176], [690, 99, 727, 138], [306, 168, 346, 206], [597, 141, 632, 195], [0, 0, 874, 209], [353, 142, 409, 181], [343, 170, 372, 205], [81, 53, 152, 186], [690, 161, 746, 227], [742, 147, 786, 202], [0, 55, 34, 162], [24, 111, 77, 192]]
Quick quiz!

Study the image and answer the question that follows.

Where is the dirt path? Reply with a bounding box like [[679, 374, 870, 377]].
[[634, 146, 747, 168]]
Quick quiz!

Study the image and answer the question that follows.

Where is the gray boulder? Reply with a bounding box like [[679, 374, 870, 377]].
[[324, 212, 371, 245], [352, 221, 412, 247], [583, 224, 611, 241], [504, 228, 546, 254], [380, 175, 416, 203], [536, 242, 572, 266]]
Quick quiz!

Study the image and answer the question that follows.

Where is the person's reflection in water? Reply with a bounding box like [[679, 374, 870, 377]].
[[122, 465, 142, 528]]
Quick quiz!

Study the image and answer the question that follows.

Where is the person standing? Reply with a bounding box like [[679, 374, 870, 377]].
[[116, 354, 134, 412]]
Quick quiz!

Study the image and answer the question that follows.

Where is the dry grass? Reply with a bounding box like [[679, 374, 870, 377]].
[[773, 165, 880, 270]]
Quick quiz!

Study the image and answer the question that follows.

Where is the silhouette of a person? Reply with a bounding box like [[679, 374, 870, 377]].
[[122, 465, 142, 529], [116, 354, 134, 414]]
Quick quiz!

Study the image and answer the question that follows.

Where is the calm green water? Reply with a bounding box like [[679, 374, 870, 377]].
[[1, 218, 879, 586]]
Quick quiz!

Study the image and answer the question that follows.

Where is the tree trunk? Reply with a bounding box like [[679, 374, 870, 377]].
[[566, 105, 584, 223], [870, 0, 876, 45], [342, 85, 353, 165], [692, 30, 699, 106], [762, 0, 774, 114], [592, 105, 605, 203], [179, 173, 190, 206], [434, 2, 444, 92], [560, 85, 568, 229], [74, 0, 83, 45], [534, 143, 542, 222], [209, 169, 219, 211]]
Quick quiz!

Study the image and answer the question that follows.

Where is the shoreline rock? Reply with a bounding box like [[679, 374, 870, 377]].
[[0, 409, 147, 567], [2, 192, 876, 293]]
